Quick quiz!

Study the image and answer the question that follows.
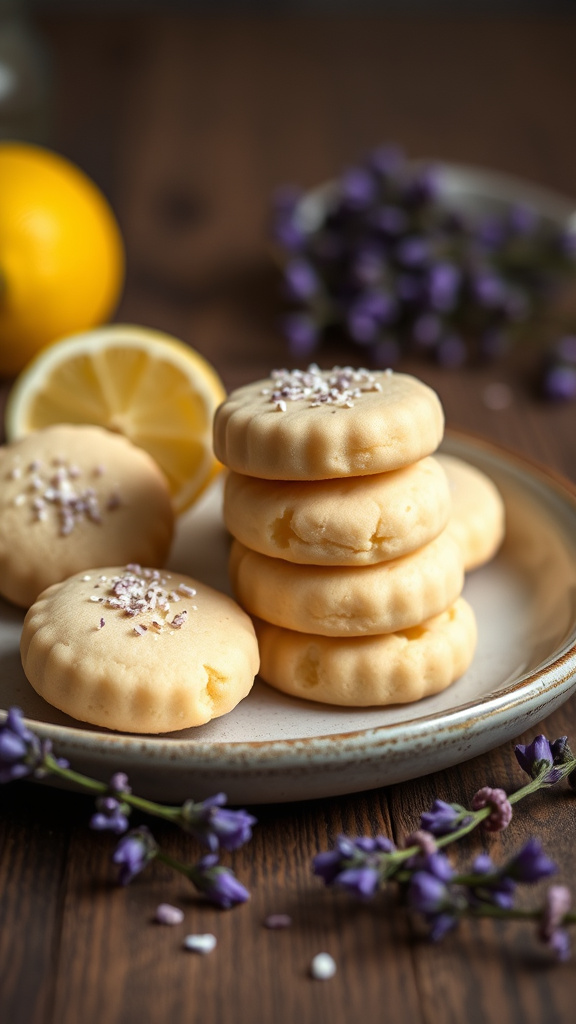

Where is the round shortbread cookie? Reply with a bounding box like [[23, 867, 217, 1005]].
[[0, 424, 175, 608], [20, 565, 259, 733], [254, 597, 477, 706], [213, 366, 444, 480], [229, 532, 464, 637], [437, 454, 505, 571], [223, 456, 451, 566]]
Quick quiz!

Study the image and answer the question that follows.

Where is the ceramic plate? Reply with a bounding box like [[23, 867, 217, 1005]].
[[2, 432, 576, 805]]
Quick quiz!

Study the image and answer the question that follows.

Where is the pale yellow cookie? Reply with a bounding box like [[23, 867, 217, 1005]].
[[20, 565, 259, 733], [223, 456, 451, 566], [254, 597, 477, 706], [437, 454, 505, 571], [0, 425, 175, 608], [213, 366, 444, 480], [229, 532, 464, 637]]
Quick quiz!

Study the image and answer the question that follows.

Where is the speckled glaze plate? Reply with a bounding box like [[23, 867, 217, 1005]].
[[1, 431, 576, 805]]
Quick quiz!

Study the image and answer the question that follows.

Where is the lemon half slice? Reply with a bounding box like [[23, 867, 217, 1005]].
[[4, 324, 227, 514]]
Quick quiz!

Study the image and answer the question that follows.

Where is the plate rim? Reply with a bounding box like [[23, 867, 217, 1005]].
[[4, 428, 576, 767]]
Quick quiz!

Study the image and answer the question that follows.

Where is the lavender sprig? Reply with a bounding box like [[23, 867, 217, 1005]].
[[0, 707, 254, 908], [313, 733, 576, 960]]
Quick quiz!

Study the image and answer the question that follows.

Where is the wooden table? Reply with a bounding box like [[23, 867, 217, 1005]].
[[2, 11, 576, 1023]]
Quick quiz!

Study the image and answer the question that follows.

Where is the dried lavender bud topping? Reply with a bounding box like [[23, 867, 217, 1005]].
[[263, 914, 292, 930], [7, 456, 122, 536], [155, 903, 184, 926], [88, 567, 196, 635], [263, 364, 385, 409]]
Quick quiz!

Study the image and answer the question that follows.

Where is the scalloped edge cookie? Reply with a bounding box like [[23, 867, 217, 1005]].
[[214, 367, 444, 480], [0, 424, 175, 608], [223, 456, 451, 565], [21, 565, 259, 733], [254, 597, 477, 706], [437, 454, 505, 571], [229, 531, 464, 637]]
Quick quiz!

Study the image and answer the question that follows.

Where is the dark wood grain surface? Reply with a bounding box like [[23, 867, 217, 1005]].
[[1, 11, 576, 1024]]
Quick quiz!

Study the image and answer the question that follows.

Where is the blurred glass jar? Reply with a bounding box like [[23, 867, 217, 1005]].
[[0, 0, 52, 144]]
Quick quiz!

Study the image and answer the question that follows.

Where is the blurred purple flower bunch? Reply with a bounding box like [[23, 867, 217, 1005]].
[[271, 144, 576, 397], [313, 733, 576, 962]]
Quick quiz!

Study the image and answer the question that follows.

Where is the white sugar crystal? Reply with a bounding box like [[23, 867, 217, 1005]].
[[183, 933, 217, 954], [310, 953, 337, 980]]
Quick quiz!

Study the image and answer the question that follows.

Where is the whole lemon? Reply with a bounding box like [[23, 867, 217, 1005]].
[[0, 142, 124, 377]]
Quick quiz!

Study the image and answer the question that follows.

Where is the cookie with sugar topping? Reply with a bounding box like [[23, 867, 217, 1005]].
[[229, 531, 464, 637], [213, 365, 444, 480], [254, 597, 477, 706], [21, 565, 259, 732], [223, 456, 451, 566], [0, 424, 174, 608]]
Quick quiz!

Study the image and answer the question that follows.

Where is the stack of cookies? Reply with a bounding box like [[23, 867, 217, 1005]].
[[214, 365, 479, 707]]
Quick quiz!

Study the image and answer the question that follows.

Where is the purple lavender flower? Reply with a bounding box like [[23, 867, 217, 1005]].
[[369, 143, 405, 180], [541, 363, 576, 402], [470, 269, 507, 309], [426, 262, 461, 312], [506, 839, 557, 883], [514, 735, 565, 784], [539, 885, 572, 961], [475, 215, 506, 250], [340, 167, 377, 210], [347, 291, 397, 343], [334, 866, 381, 898], [508, 203, 538, 237], [281, 313, 319, 357], [407, 860, 461, 942], [284, 258, 320, 301], [468, 853, 516, 910], [313, 833, 395, 894], [395, 235, 429, 268], [109, 771, 131, 794], [420, 799, 472, 837], [113, 826, 158, 885], [90, 796, 130, 835], [471, 786, 513, 832], [0, 707, 64, 782], [180, 793, 256, 852], [0, 708, 41, 782], [405, 850, 454, 882], [271, 186, 305, 252], [189, 854, 250, 909]]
